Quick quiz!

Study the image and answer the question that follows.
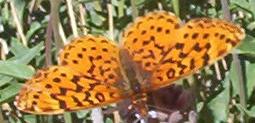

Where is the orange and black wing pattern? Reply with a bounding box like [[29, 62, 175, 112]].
[[15, 35, 129, 114], [121, 11, 245, 90]]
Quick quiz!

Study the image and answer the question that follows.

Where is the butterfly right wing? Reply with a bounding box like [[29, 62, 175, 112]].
[[121, 11, 245, 91], [121, 11, 181, 75], [148, 18, 245, 90]]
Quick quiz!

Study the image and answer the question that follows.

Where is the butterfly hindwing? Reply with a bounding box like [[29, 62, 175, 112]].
[[148, 18, 245, 89]]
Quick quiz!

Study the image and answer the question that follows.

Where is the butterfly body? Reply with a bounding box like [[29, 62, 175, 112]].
[[15, 11, 245, 116], [119, 48, 150, 118]]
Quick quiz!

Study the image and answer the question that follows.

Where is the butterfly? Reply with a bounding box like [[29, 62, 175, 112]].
[[15, 11, 245, 116]]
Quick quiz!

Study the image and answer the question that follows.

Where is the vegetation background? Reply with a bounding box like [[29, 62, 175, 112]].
[[0, 0, 255, 123]]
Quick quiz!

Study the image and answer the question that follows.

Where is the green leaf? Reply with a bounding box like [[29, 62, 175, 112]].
[[116, 0, 125, 17], [207, 77, 230, 123], [247, 21, 255, 31], [89, 11, 105, 26], [230, 61, 255, 98], [105, 117, 113, 123], [196, 102, 204, 112], [232, 0, 255, 17], [229, 62, 240, 97], [1, 2, 10, 24], [10, 42, 44, 64], [64, 112, 72, 123], [0, 81, 22, 103], [23, 115, 37, 123], [26, 22, 42, 41], [0, 61, 34, 79], [231, 0, 250, 11], [249, 0, 255, 17], [0, 75, 13, 87], [93, 1, 102, 11], [10, 38, 29, 56], [243, 62, 255, 99], [13, 0, 26, 24], [9, 117, 22, 123], [236, 35, 255, 54], [236, 104, 255, 117], [76, 110, 90, 119]]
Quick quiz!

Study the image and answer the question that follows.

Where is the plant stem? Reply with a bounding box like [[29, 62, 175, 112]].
[[50, 0, 64, 51], [107, 3, 114, 40], [66, 0, 78, 37], [79, 4, 88, 35], [0, 109, 5, 123], [172, 0, 180, 17], [45, 18, 53, 66], [64, 112, 72, 123], [9, 0, 27, 46], [130, 0, 138, 19], [220, 0, 247, 122]]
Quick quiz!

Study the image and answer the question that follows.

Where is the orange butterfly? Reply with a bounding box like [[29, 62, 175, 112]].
[[15, 11, 245, 116]]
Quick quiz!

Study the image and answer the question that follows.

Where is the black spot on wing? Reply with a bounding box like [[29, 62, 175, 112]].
[[84, 91, 94, 105], [95, 93, 105, 102], [59, 100, 67, 109], [72, 96, 83, 106], [166, 68, 175, 79], [45, 84, 52, 89], [53, 77, 61, 83], [192, 33, 199, 39]]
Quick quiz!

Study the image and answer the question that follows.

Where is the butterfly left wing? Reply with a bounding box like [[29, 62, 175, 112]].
[[15, 35, 131, 114], [59, 35, 124, 85], [15, 66, 127, 114]]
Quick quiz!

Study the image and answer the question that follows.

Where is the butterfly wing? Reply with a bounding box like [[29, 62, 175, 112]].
[[149, 18, 245, 89], [15, 35, 129, 114], [121, 11, 245, 90], [15, 66, 126, 114], [59, 35, 124, 85], [121, 11, 181, 79]]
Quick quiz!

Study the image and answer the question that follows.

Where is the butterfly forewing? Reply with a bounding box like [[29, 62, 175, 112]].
[[121, 11, 181, 76], [59, 35, 124, 85], [121, 11, 245, 90]]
